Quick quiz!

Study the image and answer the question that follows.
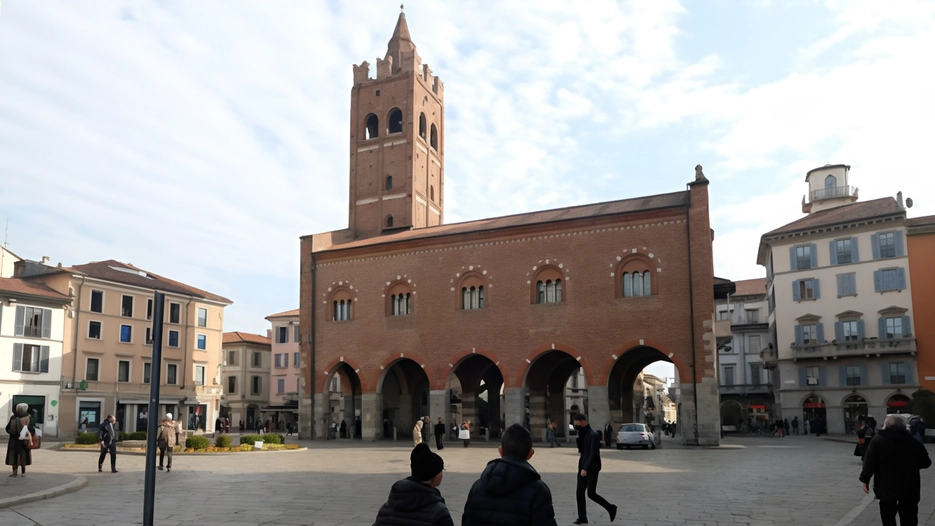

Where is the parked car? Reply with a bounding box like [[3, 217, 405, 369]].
[[616, 423, 655, 450]]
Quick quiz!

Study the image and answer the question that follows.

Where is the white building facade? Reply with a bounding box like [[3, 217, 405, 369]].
[[759, 164, 917, 434]]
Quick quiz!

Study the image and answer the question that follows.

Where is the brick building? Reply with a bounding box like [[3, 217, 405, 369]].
[[298, 12, 720, 445]]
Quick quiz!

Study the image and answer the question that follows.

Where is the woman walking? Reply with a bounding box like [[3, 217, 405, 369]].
[[459, 421, 471, 447], [413, 419, 423, 446], [5, 404, 33, 478], [854, 419, 869, 461]]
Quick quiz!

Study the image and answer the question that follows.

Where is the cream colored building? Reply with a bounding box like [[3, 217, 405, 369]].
[[221, 331, 271, 430], [13, 258, 231, 436], [266, 309, 301, 430], [1, 247, 22, 278], [758, 164, 917, 434], [0, 276, 70, 437]]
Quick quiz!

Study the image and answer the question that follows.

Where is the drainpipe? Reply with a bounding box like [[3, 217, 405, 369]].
[[309, 253, 317, 439], [686, 204, 700, 445], [71, 276, 86, 388]]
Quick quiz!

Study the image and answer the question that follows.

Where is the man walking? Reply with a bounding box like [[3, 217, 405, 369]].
[[791, 416, 799, 435], [462, 423, 556, 526], [572, 414, 617, 524], [434, 417, 446, 450], [156, 413, 181, 472], [97, 414, 118, 473], [859, 415, 931, 526]]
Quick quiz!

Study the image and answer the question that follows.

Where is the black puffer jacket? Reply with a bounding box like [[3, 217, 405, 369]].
[[461, 457, 556, 526], [373, 477, 454, 526], [859, 428, 931, 501]]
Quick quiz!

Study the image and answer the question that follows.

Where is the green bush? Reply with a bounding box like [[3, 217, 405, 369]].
[[239, 434, 264, 445], [128, 431, 147, 440], [186, 435, 210, 450], [76, 432, 98, 445], [117, 431, 129, 442], [262, 433, 283, 445], [911, 390, 935, 428], [215, 434, 232, 448]]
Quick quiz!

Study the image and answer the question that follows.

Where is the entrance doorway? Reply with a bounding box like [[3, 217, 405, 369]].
[[843, 395, 868, 434], [802, 396, 827, 429], [380, 358, 429, 439], [886, 394, 911, 414]]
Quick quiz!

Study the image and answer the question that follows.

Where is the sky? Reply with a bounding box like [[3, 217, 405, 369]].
[[1, 1, 933, 383]]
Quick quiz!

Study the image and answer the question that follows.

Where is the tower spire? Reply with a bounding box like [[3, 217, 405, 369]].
[[386, 9, 414, 63]]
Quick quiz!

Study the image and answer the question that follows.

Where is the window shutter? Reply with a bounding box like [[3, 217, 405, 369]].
[[813, 279, 821, 299], [834, 322, 844, 343], [13, 343, 23, 371], [795, 325, 804, 346], [894, 230, 905, 257], [816, 323, 825, 343], [897, 267, 906, 290], [906, 361, 915, 384], [878, 317, 888, 340], [789, 247, 798, 270], [829, 241, 838, 265], [859, 364, 868, 386], [799, 367, 807, 387], [14, 306, 25, 336], [873, 270, 882, 293], [810, 244, 818, 268], [871, 233, 880, 260], [851, 237, 860, 262], [792, 281, 801, 301], [857, 320, 866, 340], [836, 274, 844, 296], [881, 363, 890, 385], [818, 366, 827, 387], [902, 316, 912, 337], [42, 309, 52, 338], [40, 346, 50, 373], [838, 366, 846, 387]]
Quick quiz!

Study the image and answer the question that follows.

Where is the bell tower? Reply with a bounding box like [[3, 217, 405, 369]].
[[348, 10, 445, 240]]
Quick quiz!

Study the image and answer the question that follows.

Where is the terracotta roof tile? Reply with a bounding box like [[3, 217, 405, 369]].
[[312, 190, 691, 252], [732, 278, 767, 297], [906, 215, 935, 228], [0, 277, 71, 301], [266, 308, 300, 319], [763, 198, 903, 238], [222, 332, 270, 345], [69, 260, 232, 304]]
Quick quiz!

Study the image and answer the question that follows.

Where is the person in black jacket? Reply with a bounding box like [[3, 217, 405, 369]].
[[434, 418, 446, 450], [859, 415, 931, 526], [461, 423, 556, 526], [97, 414, 118, 473], [572, 414, 617, 524], [374, 443, 453, 526]]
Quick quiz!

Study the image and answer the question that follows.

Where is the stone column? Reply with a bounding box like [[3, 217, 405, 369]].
[[528, 391, 547, 442], [312, 392, 330, 439], [503, 387, 525, 427], [587, 385, 610, 433], [429, 390, 447, 445], [343, 395, 355, 438], [299, 393, 315, 439], [361, 393, 383, 441], [694, 377, 721, 445]]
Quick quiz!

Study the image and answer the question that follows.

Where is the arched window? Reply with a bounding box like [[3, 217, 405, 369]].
[[387, 282, 413, 316], [461, 286, 484, 310], [430, 124, 438, 150], [385, 216, 394, 228], [825, 175, 837, 189], [532, 266, 564, 304], [419, 113, 426, 139], [330, 289, 353, 322], [386, 176, 393, 190], [430, 186, 434, 201], [617, 255, 656, 298], [365, 114, 379, 140], [388, 108, 403, 134]]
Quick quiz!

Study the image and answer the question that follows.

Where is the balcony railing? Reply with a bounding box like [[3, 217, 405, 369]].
[[809, 185, 856, 202], [719, 384, 773, 396], [792, 337, 916, 360]]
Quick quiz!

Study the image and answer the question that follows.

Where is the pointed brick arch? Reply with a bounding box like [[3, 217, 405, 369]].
[[442, 348, 509, 390], [517, 344, 594, 389]]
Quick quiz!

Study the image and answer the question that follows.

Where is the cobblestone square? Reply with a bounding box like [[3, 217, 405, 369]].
[[1, 435, 933, 525]]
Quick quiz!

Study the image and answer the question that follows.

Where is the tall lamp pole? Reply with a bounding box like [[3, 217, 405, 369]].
[[143, 292, 165, 526]]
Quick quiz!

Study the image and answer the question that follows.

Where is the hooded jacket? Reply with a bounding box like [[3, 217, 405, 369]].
[[373, 476, 453, 526], [461, 457, 557, 526], [859, 428, 932, 501]]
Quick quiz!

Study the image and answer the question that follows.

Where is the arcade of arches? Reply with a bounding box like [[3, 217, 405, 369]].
[[315, 347, 681, 444]]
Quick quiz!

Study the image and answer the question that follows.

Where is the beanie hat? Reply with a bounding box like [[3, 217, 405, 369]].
[[410, 443, 444, 482]]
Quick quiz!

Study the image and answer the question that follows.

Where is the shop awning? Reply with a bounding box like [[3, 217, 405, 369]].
[[887, 400, 910, 407], [117, 398, 183, 405], [261, 404, 299, 412], [749, 404, 766, 409]]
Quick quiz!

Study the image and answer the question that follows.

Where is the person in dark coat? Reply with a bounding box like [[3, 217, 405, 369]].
[[572, 414, 617, 524], [462, 423, 556, 526], [434, 418, 446, 450], [97, 414, 118, 473], [854, 419, 869, 461], [374, 443, 453, 526], [859, 415, 931, 526], [910, 417, 925, 444], [5, 403, 33, 477], [603, 423, 613, 448]]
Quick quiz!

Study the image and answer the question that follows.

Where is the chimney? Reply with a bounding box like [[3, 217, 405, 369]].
[[41, 256, 50, 265], [266, 329, 272, 339], [897, 191, 904, 209]]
